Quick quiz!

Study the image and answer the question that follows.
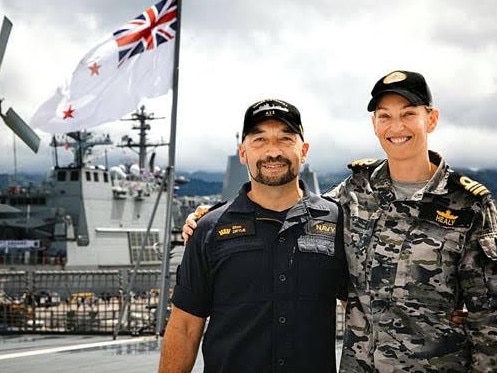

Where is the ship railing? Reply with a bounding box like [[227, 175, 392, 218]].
[[0, 269, 164, 336], [0, 269, 346, 337]]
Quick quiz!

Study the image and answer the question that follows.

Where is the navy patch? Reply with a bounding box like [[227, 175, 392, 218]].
[[216, 221, 256, 240], [308, 221, 337, 236], [419, 203, 474, 228]]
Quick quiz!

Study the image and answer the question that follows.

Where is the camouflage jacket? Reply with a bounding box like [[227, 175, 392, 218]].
[[324, 151, 497, 372]]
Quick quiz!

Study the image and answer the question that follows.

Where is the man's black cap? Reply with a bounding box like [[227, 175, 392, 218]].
[[242, 99, 304, 140], [367, 70, 433, 112]]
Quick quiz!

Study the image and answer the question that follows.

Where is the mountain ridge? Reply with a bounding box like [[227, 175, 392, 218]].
[[2, 168, 496, 198], [176, 168, 497, 197]]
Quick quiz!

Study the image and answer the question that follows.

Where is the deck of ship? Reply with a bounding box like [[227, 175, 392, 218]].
[[0, 334, 343, 372], [0, 334, 204, 373]]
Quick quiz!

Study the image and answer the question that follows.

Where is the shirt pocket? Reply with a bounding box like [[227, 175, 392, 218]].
[[296, 235, 338, 300], [209, 238, 266, 303], [399, 228, 463, 306], [298, 235, 336, 256]]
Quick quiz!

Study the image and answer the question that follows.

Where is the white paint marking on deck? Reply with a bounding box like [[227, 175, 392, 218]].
[[0, 336, 158, 360]]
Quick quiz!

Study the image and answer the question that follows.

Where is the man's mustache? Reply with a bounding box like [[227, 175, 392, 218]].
[[256, 156, 291, 168]]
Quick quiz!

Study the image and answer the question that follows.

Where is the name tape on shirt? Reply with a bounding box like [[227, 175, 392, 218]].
[[419, 204, 474, 228], [216, 222, 256, 240]]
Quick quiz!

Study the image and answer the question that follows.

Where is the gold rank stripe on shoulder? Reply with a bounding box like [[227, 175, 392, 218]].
[[348, 158, 382, 172], [350, 158, 379, 167], [459, 176, 491, 197]]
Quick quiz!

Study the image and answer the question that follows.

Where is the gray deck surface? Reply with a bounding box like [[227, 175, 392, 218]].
[[0, 334, 204, 373], [0, 334, 342, 372]]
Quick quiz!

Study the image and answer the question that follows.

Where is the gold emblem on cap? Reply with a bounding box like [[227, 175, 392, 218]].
[[383, 71, 407, 85]]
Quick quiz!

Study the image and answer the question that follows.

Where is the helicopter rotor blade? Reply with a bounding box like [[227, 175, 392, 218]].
[[0, 16, 13, 72], [1, 107, 41, 153]]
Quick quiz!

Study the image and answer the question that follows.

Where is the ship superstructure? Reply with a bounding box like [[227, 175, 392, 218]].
[[0, 107, 184, 270]]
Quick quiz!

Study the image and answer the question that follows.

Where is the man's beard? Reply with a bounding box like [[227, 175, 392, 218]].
[[250, 156, 298, 186]]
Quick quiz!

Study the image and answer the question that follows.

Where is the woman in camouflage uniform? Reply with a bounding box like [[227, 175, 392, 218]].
[[327, 70, 497, 372]]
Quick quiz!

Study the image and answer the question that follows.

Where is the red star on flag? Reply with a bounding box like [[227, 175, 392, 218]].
[[63, 105, 75, 119], [30, 0, 177, 134], [88, 62, 101, 75]]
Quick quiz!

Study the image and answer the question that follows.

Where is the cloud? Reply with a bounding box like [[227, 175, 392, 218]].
[[0, 0, 496, 176]]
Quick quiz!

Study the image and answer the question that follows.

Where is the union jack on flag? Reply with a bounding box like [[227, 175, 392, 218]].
[[31, 0, 178, 134], [114, 0, 177, 67]]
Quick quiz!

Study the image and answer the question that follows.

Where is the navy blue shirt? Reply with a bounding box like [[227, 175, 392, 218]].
[[172, 181, 348, 372]]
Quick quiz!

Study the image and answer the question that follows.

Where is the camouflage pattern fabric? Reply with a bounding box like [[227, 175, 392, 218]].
[[324, 151, 497, 372]]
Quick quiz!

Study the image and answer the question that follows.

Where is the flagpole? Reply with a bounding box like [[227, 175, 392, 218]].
[[156, 0, 182, 336]]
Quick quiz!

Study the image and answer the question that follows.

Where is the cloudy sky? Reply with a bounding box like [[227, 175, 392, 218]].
[[0, 0, 496, 176]]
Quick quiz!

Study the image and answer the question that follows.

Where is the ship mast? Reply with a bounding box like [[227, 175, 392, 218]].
[[118, 105, 168, 171], [50, 131, 112, 168]]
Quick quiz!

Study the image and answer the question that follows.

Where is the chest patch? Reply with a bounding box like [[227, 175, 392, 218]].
[[215, 221, 256, 240], [419, 204, 474, 228], [308, 221, 337, 236]]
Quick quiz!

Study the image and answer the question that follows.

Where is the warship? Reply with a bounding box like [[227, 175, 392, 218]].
[[0, 106, 203, 271]]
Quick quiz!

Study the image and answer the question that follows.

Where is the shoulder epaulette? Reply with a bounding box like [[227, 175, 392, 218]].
[[347, 158, 383, 172], [320, 194, 339, 204], [209, 200, 228, 212], [448, 170, 491, 198]]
